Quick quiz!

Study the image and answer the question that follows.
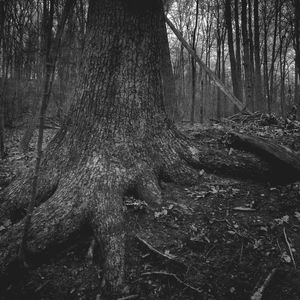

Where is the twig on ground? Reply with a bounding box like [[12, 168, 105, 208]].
[[239, 242, 244, 263], [276, 239, 282, 252], [86, 238, 96, 264], [142, 271, 204, 297], [283, 227, 296, 269], [205, 245, 216, 258], [225, 219, 254, 241], [117, 295, 139, 300], [135, 235, 187, 271], [34, 280, 50, 293], [250, 268, 277, 300]]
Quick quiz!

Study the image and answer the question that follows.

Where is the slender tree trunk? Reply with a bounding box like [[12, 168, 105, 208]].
[[180, 43, 185, 105], [294, 0, 300, 117], [253, 0, 264, 111], [295, 0, 300, 80], [190, 0, 199, 125], [269, 0, 279, 109], [216, 5, 222, 120], [295, 67, 299, 116], [263, 0, 271, 113], [0, 0, 6, 158], [234, 0, 243, 104], [221, 32, 226, 116], [225, 0, 240, 103], [241, 0, 254, 111], [248, 0, 255, 110], [20, 0, 76, 153]]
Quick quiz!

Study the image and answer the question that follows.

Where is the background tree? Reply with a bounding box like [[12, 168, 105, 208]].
[[253, 0, 263, 111], [294, 0, 300, 116], [0, 0, 7, 158], [190, 0, 199, 125], [0, 0, 298, 133]]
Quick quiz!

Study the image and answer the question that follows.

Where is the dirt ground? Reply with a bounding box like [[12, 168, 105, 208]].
[[1, 114, 300, 300]]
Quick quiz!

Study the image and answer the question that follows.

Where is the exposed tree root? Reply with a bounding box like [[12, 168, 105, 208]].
[[1, 123, 295, 291], [0, 127, 204, 290]]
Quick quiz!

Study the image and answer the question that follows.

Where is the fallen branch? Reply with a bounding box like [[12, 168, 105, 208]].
[[142, 271, 204, 297], [117, 295, 139, 300], [233, 207, 256, 212], [135, 235, 187, 271], [283, 227, 296, 269], [165, 16, 249, 113], [250, 268, 277, 300]]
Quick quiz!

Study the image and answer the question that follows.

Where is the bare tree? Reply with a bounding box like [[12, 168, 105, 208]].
[[253, 0, 264, 111], [241, 0, 254, 111], [190, 0, 199, 124], [0, 0, 7, 159]]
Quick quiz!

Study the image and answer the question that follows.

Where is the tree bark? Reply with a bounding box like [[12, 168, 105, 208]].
[[0, 0, 202, 291], [241, 0, 254, 111], [263, 0, 271, 113], [225, 0, 240, 103], [190, 0, 199, 125], [234, 0, 243, 105], [269, 0, 279, 110], [0, 0, 6, 159], [253, 0, 264, 111], [247, 0, 255, 110], [294, 0, 300, 118]]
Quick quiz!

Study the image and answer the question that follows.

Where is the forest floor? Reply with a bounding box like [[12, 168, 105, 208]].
[[1, 113, 300, 300]]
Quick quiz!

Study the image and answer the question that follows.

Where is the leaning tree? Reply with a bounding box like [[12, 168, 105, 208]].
[[0, 0, 201, 290]]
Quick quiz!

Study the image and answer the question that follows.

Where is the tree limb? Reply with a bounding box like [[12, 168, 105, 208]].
[[165, 16, 250, 113]]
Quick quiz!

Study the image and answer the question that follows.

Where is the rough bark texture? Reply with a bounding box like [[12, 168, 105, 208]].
[[241, 0, 254, 111], [253, 0, 264, 112], [0, 0, 6, 159], [0, 0, 201, 290], [234, 0, 243, 105], [225, 0, 242, 103]]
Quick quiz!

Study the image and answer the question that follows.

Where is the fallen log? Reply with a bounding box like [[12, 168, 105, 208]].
[[165, 16, 249, 113], [228, 132, 300, 183]]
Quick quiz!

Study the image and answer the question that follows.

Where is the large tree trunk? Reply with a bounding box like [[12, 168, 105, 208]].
[[0, 0, 201, 291]]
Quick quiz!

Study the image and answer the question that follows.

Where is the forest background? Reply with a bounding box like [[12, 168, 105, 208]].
[[0, 0, 299, 142]]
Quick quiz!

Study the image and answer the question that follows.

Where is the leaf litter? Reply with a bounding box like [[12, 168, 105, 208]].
[[1, 117, 300, 299]]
